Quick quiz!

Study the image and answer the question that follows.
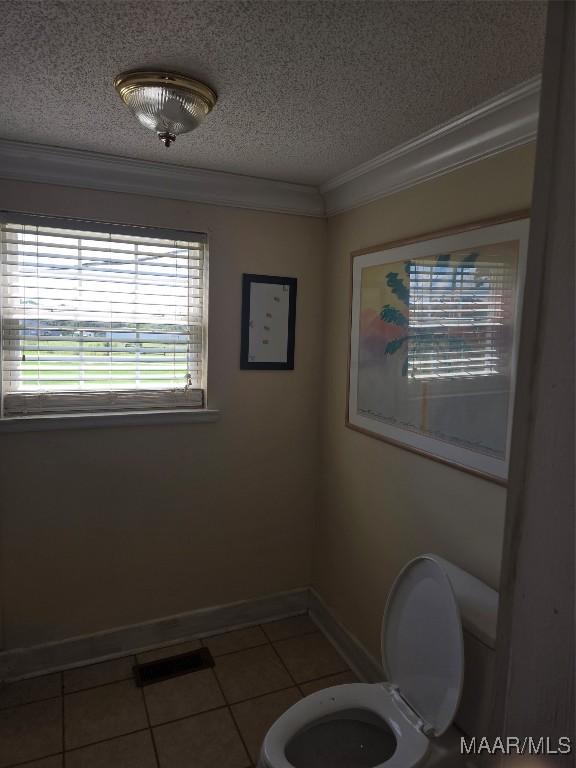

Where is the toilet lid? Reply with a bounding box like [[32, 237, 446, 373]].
[[381, 555, 464, 737]]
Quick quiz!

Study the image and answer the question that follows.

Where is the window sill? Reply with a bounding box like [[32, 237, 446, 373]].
[[0, 409, 221, 433]]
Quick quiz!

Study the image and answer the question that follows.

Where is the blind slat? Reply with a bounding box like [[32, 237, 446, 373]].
[[406, 256, 516, 381], [1, 212, 207, 244], [1, 215, 207, 416], [4, 388, 203, 416]]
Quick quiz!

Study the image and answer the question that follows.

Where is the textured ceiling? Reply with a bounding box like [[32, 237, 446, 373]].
[[0, 0, 546, 186]]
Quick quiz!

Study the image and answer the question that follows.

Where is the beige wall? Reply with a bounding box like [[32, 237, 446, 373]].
[[0, 180, 326, 649], [0, 145, 535, 655], [313, 144, 536, 661]]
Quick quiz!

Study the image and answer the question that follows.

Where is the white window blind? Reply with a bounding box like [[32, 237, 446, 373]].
[[407, 255, 515, 381], [0, 213, 207, 417]]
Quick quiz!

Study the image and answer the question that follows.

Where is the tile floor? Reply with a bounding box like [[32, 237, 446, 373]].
[[0, 615, 358, 768]]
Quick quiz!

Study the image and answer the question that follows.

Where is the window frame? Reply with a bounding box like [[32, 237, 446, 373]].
[[0, 211, 210, 423]]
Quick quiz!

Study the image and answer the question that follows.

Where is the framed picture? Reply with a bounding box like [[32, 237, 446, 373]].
[[347, 214, 530, 483], [240, 274, 297, 370]]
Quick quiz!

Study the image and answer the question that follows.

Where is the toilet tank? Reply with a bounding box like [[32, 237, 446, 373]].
[[428, 555, 499, 739]]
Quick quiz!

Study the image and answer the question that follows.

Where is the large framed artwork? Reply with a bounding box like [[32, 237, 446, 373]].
[[347, 214, 530, 482]]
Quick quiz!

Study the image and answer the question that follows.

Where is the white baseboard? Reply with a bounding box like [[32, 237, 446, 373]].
[[1, 586, 384, 685], [308, 588, 384, 683], [0, 588, 309, 682]]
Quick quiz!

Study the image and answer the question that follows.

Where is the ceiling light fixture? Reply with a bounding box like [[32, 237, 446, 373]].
[[114, 70, 217, 148]]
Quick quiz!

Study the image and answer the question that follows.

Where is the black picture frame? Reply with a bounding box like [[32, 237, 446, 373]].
[[240, 274, 297, 370]]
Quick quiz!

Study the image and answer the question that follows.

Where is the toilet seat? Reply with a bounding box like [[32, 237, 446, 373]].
[[259, 556, 465, 768], [259, 682, 430, 768], [381, 555, 464, 737]]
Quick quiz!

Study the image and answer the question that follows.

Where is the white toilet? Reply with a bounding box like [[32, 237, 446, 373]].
[[258, 554, 498, 768]]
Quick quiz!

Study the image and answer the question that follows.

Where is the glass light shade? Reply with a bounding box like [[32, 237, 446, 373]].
[[114, 71, 217, 147]]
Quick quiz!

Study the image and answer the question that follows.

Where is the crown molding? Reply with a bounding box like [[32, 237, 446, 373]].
[[0, 77, 540, 219], [321, 77, 541, 216], [0, 140, 325, 218]]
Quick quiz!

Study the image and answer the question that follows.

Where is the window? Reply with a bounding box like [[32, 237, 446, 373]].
[[407, 253, 515, 381], [0, 213, 207, 418]]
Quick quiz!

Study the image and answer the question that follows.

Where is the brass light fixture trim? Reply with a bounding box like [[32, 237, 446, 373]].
[[114, 70, 217, 147]]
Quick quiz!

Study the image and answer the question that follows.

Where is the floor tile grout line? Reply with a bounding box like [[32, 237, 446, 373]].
[[267, 638, 300, 689], [269, 633, 355, 691], [142, 667, 354, 721], [61, 670, 66, 767], [169, 681, 302, 725], [3, 661, 354, 766], [3, 625, 341, 768], [4, 749, 64, 768], [51, 667, 346, 763], [225, 705, 254, 767], [260, 627, 319, 645], [211, 636, 298, 705], [0, 692, 63, 712], [209, 667, 254, 768], [57, 725, 151, 758], [1, 678, 65, 768], [0, 672, 137, 708], [138, 674, 161, 768], [296, 674, 355, 696], [202, 640, 270, 659], [233, 683, 300, 707], [40, 672, 348, 761], [273, 629, 321, 644], [143, 701, 232, 730], [63, 674, 135, 696]]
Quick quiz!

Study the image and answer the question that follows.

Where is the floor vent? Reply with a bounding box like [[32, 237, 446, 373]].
[[133, 647, 215, 687]]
